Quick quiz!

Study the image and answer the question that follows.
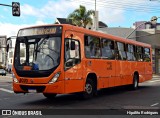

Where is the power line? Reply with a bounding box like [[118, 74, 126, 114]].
[[66, 0, 160, 13], [81, 0, 160, 12]]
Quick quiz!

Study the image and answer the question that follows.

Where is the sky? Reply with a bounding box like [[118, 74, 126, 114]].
[[0, 0, 160, 37]]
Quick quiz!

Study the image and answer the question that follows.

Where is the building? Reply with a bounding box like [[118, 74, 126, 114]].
[[55, 18, 107, 29], [55, 18, 73, 25], [0, 35, 7, 68], [98, 27, 135, 40], [7, 36, 16, 72]]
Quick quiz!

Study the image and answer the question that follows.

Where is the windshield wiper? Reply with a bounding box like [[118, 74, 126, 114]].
[[34, 35, 49, 60]]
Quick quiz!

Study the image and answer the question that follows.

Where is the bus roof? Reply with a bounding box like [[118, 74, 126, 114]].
[[19, 24, 151, 48]]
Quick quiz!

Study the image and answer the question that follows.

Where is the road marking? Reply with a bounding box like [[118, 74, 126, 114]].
[[0, 85, 9, 87], [0, 88, 14, 93], [151, 103, 159, 107], [148, 80, 160, 83]]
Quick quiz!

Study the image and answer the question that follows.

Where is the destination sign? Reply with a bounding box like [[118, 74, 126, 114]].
[[18, 26, 62, 36]]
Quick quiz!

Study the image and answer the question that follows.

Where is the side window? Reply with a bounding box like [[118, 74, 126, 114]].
[[127, 44, 136, 61], [65, 38, 80, 69], [84, 35, 101, 58], [144, 48, 151, 62], [116, 42, 127, 60], [101, 39, 115, 59], [136, 46, 143, 61]]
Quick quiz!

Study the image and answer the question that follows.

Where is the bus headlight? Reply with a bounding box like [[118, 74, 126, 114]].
[[49, 72, 61, 84], [12, 73, 18, 83]]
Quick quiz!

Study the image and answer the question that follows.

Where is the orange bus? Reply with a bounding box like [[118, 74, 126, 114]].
[[11, 24, 152, 99]]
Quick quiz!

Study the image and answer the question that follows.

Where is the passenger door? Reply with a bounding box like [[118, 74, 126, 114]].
[[64, 32, 83, 93]]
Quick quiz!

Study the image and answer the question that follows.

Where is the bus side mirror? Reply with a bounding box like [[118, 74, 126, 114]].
[[71, 41, 75, 50]]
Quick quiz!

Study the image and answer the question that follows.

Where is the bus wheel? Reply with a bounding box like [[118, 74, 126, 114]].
[[132, 74, 139, 90], [82, 78, 95, 99], [43, 93, 57, 99]]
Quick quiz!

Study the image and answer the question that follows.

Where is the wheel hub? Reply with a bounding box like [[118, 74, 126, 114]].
[[85, 84, 92, 94]]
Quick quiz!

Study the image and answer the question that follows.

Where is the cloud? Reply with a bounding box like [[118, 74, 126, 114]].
[[21, 0, 79, 20], [20, 0, 126, 25], [0, 21, 46, 37]]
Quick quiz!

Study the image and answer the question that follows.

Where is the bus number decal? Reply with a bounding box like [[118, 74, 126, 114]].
[[19, 78, 28, 83], [107, 62, 112, 70]]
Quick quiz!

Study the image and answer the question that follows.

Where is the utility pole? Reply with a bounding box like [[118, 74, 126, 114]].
[[95, 0, 96, 12], [94, 0, 98, 30]]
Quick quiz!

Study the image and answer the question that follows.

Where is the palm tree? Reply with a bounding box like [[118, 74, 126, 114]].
[[68, 5, 95, 28]]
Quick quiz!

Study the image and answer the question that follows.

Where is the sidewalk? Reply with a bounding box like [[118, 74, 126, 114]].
[[152, 74, 160, 78]]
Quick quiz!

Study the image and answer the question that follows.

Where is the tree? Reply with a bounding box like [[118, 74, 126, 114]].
[[68, 5, 95, 28]]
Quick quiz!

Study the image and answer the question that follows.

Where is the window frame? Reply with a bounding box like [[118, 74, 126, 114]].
[[64, 38, 81, 70], [115, 41, 127, 60], [143, 47, 151, 62], [126, 44, 136, 61], [101, 38, 115, 60], [84, 35, 101, 59]]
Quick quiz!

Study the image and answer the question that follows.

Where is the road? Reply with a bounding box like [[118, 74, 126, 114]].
[[0, 74, 160, 116]]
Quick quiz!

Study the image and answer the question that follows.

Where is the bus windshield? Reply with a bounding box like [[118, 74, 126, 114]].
[[14, 26, 62, 77]]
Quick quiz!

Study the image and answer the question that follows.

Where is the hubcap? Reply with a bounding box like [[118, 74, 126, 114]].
[[85, 83, 92, 94]]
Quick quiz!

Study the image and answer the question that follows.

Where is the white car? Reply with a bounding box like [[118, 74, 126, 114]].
[[0, 69, 6, 76]]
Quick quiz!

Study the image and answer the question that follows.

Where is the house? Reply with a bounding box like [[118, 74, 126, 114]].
[[55, 18, 108, 29]]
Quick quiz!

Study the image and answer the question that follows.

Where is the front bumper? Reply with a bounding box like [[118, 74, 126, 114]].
[[13, 80, 64, 94]]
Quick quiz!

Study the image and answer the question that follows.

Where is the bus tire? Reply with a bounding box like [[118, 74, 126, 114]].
[[82, 78, 95, 99], [43, 93, 57, 99], [131, 74, 139, 90]]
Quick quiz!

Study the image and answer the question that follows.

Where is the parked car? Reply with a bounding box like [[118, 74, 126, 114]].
[[0, 69, 6, 76]]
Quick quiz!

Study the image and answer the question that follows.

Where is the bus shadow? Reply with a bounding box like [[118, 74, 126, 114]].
[[97, 85, 152, 97], [22, 85, 154, 107]]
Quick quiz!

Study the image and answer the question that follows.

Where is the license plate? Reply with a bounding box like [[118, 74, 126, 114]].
[[28, 89, 36, 93]]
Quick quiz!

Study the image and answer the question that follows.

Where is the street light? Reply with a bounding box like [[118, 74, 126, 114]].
[[126, 16, 160, 39]]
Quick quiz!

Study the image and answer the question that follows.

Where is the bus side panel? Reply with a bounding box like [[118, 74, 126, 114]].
[[115, 60, 129, 86], [127, 61, 137, 85], [92, 59, 107, 89], [122, 61, 130, 85], [144, 62, 152, 81], [115, 60, 121, 86], [93, 60, 115, 89], [136, 62, 145, 83], [64, 59, 84, 93], [65, 80, 84, 94]]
